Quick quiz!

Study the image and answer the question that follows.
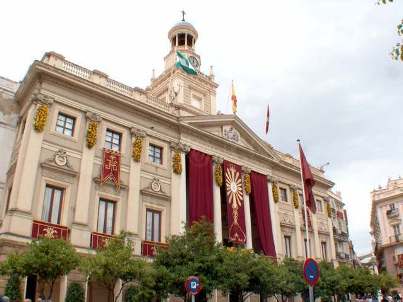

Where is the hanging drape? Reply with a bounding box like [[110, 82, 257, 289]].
[[250, 171, 276, 257], [187, 149, 214, 224], [223, 160, 246, 244]]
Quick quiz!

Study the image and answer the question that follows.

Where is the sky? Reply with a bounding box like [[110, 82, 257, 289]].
[[1, 0, 402, 255]]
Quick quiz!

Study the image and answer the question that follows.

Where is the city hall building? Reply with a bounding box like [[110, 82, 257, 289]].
[[0, 19, 354, 301]]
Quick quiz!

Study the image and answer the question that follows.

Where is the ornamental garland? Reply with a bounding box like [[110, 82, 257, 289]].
[[132, 136, 143, 162], [244, 173, 251, 195], [292, 189, 299, 209], [326, 202, 332, 218], [33, 104, 48, 132], [272, 183, 279, 203], [172, 150, 182, 175], [86, 121, 98, 149], [214, 164, 223, 187]]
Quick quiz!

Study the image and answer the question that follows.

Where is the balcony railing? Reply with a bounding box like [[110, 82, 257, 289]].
[[31, 220, 70, 240], [387, 208, 399, 219], [141, 240, 168, 257], [388, 233, 403, 244], [90, 232, 114, 249]]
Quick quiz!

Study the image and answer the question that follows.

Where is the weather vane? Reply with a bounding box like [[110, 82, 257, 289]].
[[181, 10, 186, 22]]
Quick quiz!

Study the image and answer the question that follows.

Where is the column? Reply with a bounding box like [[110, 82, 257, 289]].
[[267, 177, 283, 258], [243, 167, 253, 249], [170, 143, 188, 235], [59, 275, 68, 302], [212, 156, 223, 243], [71, 112, 101, 247], [328, 215, 337, 266], [126, 129, 145, 235], [293, 189, 303, 259], [312, 214, 321, 259], [3, 94, 53, 237]]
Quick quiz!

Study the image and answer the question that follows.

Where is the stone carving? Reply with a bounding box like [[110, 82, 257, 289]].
[[223, 126, 240, 143], [151, 177, 161, 192], [46, 148, 72, 168], [280, 213, 294, 225]]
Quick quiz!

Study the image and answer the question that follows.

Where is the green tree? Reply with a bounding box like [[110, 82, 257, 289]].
[[4, 273, 22, 302], [65, 282, 85, 302], [377, 272, 398, 295], [275, 258, 305, 302], [378, 0, 403, 61], [314, 262, 343, 302], [81, 233, 155, 302], [248, 255, 280, 301], [153, 220, 221, 300], [21, 238, 80, 300]]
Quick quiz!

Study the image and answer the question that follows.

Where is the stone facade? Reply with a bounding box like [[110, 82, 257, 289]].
[[370, 177, 403, 290], [0, 20, 355, 301]]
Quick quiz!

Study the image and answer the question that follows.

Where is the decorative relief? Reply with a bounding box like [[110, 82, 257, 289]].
[[292, 188, 299, 209], [326, 202, 332, 218], [279, 213, 294, 226], [244, 173, 251, 195], [272, 182, 279, 203], [131, 128, 146, 162], [151, 177, 161, 192], [86, 112, 101, 149], [170, 142, 189, 175], [53, 149, 71, 168], [223, 126, 240, 143], [318, 222, 328, 233], [214, 164, 223, 187], [33, 104, 49, 132]]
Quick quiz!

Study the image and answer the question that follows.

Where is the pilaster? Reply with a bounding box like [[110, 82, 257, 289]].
[[71, 112, 101, 247], [212, 156, 223, 243], [312, 214, 321, 259], [328, 215, 337, 265], [267, 176, 282, 258], [242, 167, 253, 249], [170, 143, 189, 235], [292, 188, 303, 258], [126, 128, 146, 235]]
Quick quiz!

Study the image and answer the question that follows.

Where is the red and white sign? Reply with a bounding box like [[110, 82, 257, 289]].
[[101, 148, 121, 191]]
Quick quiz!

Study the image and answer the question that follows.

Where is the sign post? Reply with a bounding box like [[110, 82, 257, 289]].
[[303, 258, 320, 302], [185, 276, 202, 302]]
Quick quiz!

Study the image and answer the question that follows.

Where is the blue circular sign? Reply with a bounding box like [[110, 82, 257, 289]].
[[185, 276, 202, 295], [303, 258, 320, 286]]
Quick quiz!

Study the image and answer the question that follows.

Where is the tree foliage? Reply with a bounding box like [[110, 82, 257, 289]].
[[4, 273, 22, 302], [65, 282, 85, 302], [80, 233, 155, 302]]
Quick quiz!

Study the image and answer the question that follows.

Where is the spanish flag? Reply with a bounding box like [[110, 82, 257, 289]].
[[231, 81, 237, 114]]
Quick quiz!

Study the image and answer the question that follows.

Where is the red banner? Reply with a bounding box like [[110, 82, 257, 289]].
[[224, 161, 246, 244], [101, 148, 121, 191], [398, 254, 403, 268]]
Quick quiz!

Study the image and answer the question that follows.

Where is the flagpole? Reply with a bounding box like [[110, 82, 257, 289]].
[[297, 139, 314, 302]]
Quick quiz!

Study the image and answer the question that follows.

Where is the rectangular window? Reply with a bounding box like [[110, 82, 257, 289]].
[[321, 242, 328, 261], [316, 199, 323, 212], [284, 236, 292, 257], [105, 129, 121, 151], [55, 113, 75, 137], [97, 199, 115, 235], [148, 144, 163, 165], [41, 185, 64, 224], [280, 188, 288, 202], [145, 209, 161, 242]]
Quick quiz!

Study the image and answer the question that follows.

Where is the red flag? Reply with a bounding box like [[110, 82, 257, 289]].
[[265, 104, 270, 134], [101, 148, 121, 191], [299, 144, 316, 213]]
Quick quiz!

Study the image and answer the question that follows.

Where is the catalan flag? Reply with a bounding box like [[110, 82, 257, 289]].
[[231, 81, 237, 114]]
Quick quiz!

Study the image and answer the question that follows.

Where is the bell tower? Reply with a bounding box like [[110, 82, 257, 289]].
[[147, 14, 218, 116]]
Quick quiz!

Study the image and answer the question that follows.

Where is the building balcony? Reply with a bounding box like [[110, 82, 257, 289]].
[[141, 240, 168, 257], [387, 208, 399, 219], [90, 232, 113, 249], [31, 220, 70, 240], [388, 233, 403, 244]]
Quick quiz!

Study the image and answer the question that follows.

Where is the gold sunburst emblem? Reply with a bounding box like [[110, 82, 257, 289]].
[[225, 165, 243, 223]]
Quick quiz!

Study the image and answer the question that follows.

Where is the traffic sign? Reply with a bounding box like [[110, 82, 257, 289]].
[[303, 258, 320, 286], [185, 276, 202, 296]]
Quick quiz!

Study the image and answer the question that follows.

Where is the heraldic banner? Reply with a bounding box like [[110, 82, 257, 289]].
[[223, 160, 246, 244], [101, 148, 121, 191]]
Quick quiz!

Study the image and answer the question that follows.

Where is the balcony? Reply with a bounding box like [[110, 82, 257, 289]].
[[141, 240, 168, 257], [90, 232, 113, 249], [31, 220, 70, 240], [388, 233, 403, 244], [387, 208, 399, 219]]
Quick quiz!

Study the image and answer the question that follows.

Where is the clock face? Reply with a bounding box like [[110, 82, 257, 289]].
[[189, 56, 200, 69]]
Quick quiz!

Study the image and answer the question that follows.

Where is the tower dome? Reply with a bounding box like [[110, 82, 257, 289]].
[[168, 19, 198, 50]]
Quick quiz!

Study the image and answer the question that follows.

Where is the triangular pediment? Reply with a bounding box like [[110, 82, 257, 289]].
[[181, 114, 279, 161]]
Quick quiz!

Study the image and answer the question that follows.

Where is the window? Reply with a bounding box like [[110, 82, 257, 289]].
[[97, 199, 115, 235], [393, 224, 401, 236], [284, 236, 292, 257], [299, 193, 304, 205], [41, 185, 64, 224], [105, 129, 121, 151], [149, 144, 163, 165], [389, 203, 396, 210], [55, 113, 75, 136], [145, 209, 161, 242], [316, 199, 323, 212], [321, 242, 328, 261], [280, 188, 288, 202]]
